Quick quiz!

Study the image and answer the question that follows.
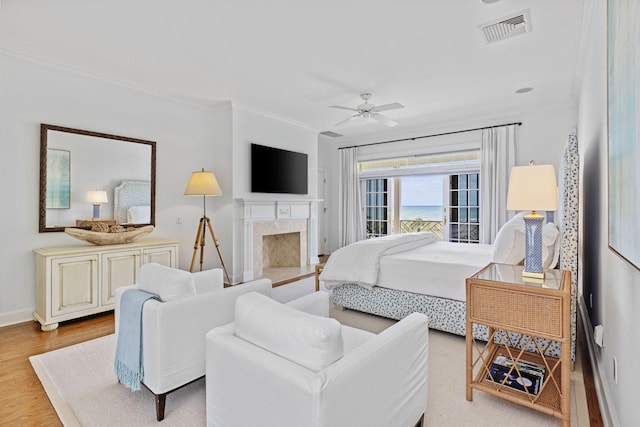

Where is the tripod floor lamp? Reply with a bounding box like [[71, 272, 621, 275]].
[[184, 168, 231, 285]]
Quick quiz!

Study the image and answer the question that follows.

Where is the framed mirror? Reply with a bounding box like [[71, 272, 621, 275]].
[[39, 124, 156, 232]]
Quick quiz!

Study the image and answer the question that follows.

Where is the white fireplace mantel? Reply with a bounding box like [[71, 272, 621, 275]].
[[237, 198, 320, 281]]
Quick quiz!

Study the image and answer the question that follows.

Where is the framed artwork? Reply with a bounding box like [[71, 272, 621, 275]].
[[608, 0, 640, 270], [46, 149, 70, 209]]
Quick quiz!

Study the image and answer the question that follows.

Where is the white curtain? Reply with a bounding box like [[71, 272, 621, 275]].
[[480, 124, 517, 244], [338, 147, 364, 246]]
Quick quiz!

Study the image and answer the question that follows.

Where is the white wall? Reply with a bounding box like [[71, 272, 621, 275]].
[[0, 53, 222, 324], [577, 0, 639, 425], [231, 106, 318, 200], [318, 101, 577, 254], [228, 106, 319, 282]]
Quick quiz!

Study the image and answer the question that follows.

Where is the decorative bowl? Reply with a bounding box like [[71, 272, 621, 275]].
[[64, 225, 154, 245]]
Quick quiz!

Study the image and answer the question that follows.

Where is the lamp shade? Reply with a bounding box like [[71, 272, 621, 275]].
[[506, 164, 558, 212], [87, 190, 108, 204], [184, 169, 222, 196]]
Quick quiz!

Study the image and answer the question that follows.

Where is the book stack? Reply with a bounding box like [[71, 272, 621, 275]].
[[486, 355, 546, 395]]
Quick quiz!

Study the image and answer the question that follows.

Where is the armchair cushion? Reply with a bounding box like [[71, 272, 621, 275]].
[[235, 292, 344, 372], [137, 263, 196, 301]]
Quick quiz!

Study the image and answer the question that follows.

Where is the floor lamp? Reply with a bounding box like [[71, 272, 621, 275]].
[[184, 168, 231, 285]]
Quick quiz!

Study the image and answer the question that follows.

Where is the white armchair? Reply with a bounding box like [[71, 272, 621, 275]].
[[206, 291, 429, 427], [114, 265, 272, 421]]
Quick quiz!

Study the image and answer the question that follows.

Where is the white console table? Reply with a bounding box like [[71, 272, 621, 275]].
[[33, 238, 179, 331]]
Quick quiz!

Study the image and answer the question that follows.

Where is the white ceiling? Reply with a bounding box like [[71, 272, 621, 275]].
[[0, 0, 585, 138]]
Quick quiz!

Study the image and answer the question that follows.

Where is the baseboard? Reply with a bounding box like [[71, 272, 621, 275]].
[[0, 308, 34, 328], [578, 298, 620, 427]]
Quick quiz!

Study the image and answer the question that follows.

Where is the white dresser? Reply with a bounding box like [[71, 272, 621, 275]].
[[33, 238, 179, 331]]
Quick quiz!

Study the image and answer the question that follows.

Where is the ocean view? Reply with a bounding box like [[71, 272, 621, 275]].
[[400, 205, 443, 221]]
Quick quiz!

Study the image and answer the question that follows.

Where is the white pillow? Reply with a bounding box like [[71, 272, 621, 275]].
[[234, 292, 344, 372], [137, 263, 196, 302], [542, 222, 560, 269], [492, 212, 527, 264], [127, 205, 150, 224]]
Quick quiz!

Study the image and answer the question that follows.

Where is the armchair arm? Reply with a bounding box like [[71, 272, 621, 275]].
[[284, 290, 330, 317], [206, 325, 321, 427], [320, 312, 429, 427]]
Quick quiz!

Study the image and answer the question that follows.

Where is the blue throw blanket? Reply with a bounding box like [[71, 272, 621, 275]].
[[114, 289, 160, 391]]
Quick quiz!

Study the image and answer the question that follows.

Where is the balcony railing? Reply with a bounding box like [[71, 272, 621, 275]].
[[365, 219, 445, 239], [399, 219, 444, 238]]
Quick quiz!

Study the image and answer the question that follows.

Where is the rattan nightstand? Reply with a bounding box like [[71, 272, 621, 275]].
[[465, 263, 571, 427]]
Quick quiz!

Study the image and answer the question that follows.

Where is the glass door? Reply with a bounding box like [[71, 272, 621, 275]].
[[444, 172, 480, 243], [364, 178, 389, 238]]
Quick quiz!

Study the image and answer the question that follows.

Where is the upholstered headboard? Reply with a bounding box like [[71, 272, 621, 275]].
[[113, 180, 151, 224], [558, 129, 579, 361]]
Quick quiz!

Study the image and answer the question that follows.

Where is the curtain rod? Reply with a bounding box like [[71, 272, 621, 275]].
[[338, 121, 522, 150]]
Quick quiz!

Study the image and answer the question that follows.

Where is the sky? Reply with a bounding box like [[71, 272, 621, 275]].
[[400, 175, 443, 206]]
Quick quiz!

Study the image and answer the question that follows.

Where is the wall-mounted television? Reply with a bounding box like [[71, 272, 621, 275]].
[[251, 143, 308, 195]]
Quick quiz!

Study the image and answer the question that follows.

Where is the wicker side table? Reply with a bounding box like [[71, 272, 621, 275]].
[[465, 263, 571, 427]]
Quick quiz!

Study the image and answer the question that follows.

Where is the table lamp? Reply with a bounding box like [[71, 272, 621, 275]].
[[87, 190, 108, 220], [506, 162, 558, 279]]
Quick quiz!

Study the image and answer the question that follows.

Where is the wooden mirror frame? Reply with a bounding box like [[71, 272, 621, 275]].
[[39, 124, 156, 232]]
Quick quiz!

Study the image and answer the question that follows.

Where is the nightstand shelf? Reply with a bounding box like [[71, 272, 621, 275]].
[[466, 263, 571, 426]]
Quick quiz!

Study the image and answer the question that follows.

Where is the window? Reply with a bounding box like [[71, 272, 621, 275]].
[[364, 178, 389, 238], [360, 150, 480, 242], [447, 173, 480, 243]]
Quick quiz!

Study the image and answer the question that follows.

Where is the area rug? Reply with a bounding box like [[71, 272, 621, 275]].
[[30, 278, 585, 426]]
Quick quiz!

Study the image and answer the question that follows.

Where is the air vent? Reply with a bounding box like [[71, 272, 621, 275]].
[[319, 131, 343, 138], [480, 9, 531, 43]]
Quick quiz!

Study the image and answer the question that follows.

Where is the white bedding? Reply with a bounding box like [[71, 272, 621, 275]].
[[319, 232, 439, 290], [376, 241, 492, 302]]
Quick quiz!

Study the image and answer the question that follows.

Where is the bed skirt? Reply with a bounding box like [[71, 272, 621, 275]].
[[332, 284, 562, 358]]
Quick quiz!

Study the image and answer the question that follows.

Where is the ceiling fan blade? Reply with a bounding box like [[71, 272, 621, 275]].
[[372, 113, 398, 127], [329, 105, 360, 112], [335, 114, 361, 127], [373, 102, 404, 112]]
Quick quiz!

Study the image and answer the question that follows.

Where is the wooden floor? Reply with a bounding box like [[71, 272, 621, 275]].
[[0, 278, 603, 426], [0, 313, 115, 426]]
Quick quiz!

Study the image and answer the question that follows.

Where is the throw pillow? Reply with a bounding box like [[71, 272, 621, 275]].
[[492, 212, 527, 264], [234, 291, 344, 372], [542, 222, 561, 269]]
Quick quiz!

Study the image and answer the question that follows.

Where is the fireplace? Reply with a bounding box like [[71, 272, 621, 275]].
[[252, 219, 307, 278], [263, 232, 301, 268], [240, 199, 320, 282]]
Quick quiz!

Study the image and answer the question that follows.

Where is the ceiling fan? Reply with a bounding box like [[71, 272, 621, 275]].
[[330, 93, 404, 127]]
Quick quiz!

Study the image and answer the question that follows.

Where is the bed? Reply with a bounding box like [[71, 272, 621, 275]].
[[113, 180, 151, 224], [320, 130, 579, 361]]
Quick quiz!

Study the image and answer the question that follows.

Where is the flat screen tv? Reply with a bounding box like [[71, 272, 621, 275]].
[[251, 143, 308, 195]]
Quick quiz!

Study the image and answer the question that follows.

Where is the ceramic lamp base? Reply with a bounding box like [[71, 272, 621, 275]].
[[92, 204, 101, 220], [523, 212, 544, 280]]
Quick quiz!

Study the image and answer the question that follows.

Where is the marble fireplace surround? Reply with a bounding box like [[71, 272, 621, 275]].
[[239, 199, 320, 282]]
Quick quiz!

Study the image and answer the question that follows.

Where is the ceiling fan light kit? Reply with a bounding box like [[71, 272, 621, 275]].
[[330, 93, 404, 128]]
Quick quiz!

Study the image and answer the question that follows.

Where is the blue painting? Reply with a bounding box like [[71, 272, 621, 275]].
[[46, 149, 70, 209], [608, 0, 640, 270]]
